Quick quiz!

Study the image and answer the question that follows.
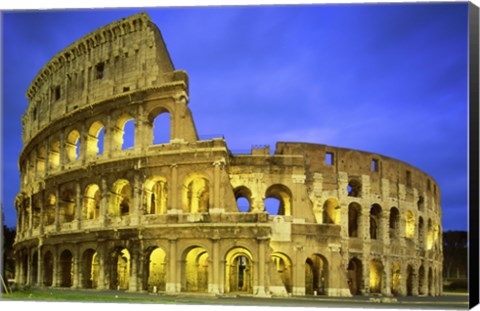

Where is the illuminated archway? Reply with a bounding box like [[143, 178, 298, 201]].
[[152, 112, 171, 145], [113, 113, 135, 151], [182, 175, 210, 213], [405, 210, 415, 239], [389, 207, 400, 239], [83, 184, 101, 220], [147, 247, 167, 291], [305, 254, 328, 295], [66, 129, 81, 162], [82, 249, 99, 288], [145, 177, 168, 215], [370, 204, 382, 240], [391, 262, 401, 295], [225, 247, 253, 294], [86, 121, 105, 158], [110, 179, 131, 216], [369, 259, 383, 294], [271, 252, 293, 294], [347, 257, 362, 295], [110, 247, 130, 290], [48, 139, 60, 169], [44, 194, 56, 226], [265, 184, 292, 216], [323, 198, 340, 224], [60, 188, 75, 222], [183, 246, 209, 292]]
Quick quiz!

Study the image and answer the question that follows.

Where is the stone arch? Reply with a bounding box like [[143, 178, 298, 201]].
[[417, 195, 425, 211], [271, 252, 293, 294], [389, 207, 400, 239], [225, 247, 254, 294], [182, 174, 210, 213], [86, 120, 105, 158], [323, 198, 340, 224], [48, 139, 61, 170], [347, 178, 361, 197], [391, 262, 401, 295], [347, 257, 363, 295], [305, 254, 328, 295], [348, 202, 361, 237], [109, 247, 131, 290], [113, 113, 135, 151], [406, 264, 414, 296], [418, 216, 425, 247], [405, 210, 415, 239], [83, 184, 101, 220], [43, 250, 54, 286], [147, 247, 167, 292], [369, 259, 383, 294], [81, 248, 99, 289], [427, 219, 434, 250], [264, 184, 292, 216], [370, 204, 382, 240], [234, 186, 253, 212], [44, 193, 56, 226], [60, 187, 75, 223], [148, 107, 172, 145], [418, 264, 426, 295], [110, 179, 131, 216], [59, 249, 73, 287], [144, 176, 168, 215], [428, 267, 433, 296], [37, 145, 46, 175], [31, 251, 38, 285], [66, 129, 81, 162], [182, 246, 209, 292]]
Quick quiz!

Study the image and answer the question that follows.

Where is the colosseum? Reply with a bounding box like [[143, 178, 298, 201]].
[[13, 12, 443, 298]]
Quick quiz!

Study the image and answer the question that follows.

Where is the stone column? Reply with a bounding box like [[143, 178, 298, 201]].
[[134, 105, 149, 151], [362, 255, 370, 295], [37, 242, 43, 287], [210, 238, 221, 294], [97, 244, 106, 290], [255, 238, 268, 296], [292, 244, 305, 296], [59, 131, 66, 170], [129, 249, 139, 292], [39, 190, 45, 235], [166, 239, 178, 293], [130, 174, 142, 225], [73, 182, 82, 230], [103, 115, 113, 157], [52, 247, 60, 287], [54, 186, 60, 231], [72, 245, 80, 288], [28, 195, 33, 238], [99, 177, 109, 225], [168, 164, 181, 213]]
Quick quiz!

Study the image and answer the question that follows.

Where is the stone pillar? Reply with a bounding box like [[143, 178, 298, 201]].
[[28, 195, 33, 237], [168, 164, 181, 213], [292, 244, 305, 296], [103, 115, 113, 157], [384, 257, 392, 296], [97, 244, 106, 290], [382, 214, 390, 245], [255, 238, 268, 296], [166, 239, 178, 293], [134, 105, 148, 151], [73, 182, 82, 230], [52, 248, 60, 287], [210, 238, 221, 294], [59, 131, 66, 170], [362, 255, 370, 295], [99, 177, 108, 225], [72, 246, 80, 288], [129, 249, 139, 292], [37, 243, 43, 286], [131, 174, 142, 225], [39, 190, 45, 235], [54, 186, 60, 231]]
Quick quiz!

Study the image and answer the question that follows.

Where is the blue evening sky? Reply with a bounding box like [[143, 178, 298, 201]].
[[1, 3, 469, 231]]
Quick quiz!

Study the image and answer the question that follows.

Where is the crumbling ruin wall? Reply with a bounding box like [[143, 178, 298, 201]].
[[14, 12, 442, 298]]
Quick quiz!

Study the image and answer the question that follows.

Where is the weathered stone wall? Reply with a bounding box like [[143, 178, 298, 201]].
[[14, 12, 443, 298]]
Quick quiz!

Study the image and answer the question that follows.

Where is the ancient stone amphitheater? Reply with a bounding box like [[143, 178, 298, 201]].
[[14, 12, 443, 297]]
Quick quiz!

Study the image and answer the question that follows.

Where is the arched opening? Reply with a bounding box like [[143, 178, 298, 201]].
[[225, 247, 253, 294], [417, 195, 425, 211], [348, 202, 361, 238], [389, 207, 400, 239], [48, 139, 60, 170], [234, 186, 253, 212], [418, 217, 425, 247], [82, 249, 99, 289], [37, 146, 46, 175], [152, 112, 171, 144], [405, 210, 415, 239], [183, 246, 209, 292], [145, 177, 168, 215], [428, 268, 433, 296], [305, 254, 328, 295], [60, 188, 75, 223], [370, 204, 382, 240], [183, 175, 209, 213], [347, 257, 363, 295], [323, 198, 340, 224], [32, 195, 41, 229], [83, 184, 101, 220], [347, 179, 361, 197], [271, 253, 293, 294], [32, 252, 38, 285], [59, 249, 73, 287], [418, 265, 426, 295], [66, 129, 81, 162], [110, 179, 131, 217], [427, 219, 434, 250], [147, 247, 167, 292], [406, 265, 414, 296], [87, 121, 105, 158], [113, 114, 135, 151], [44, 194, 56, 226], [369, 259, 383, 294], [110, 247, 130, 290], [264, 184, 292, 216], [43, 251, 54, 286], [391, 262, 401, 296]]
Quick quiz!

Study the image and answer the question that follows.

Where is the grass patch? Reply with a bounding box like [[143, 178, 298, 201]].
[[2, 288, 204, 304]]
